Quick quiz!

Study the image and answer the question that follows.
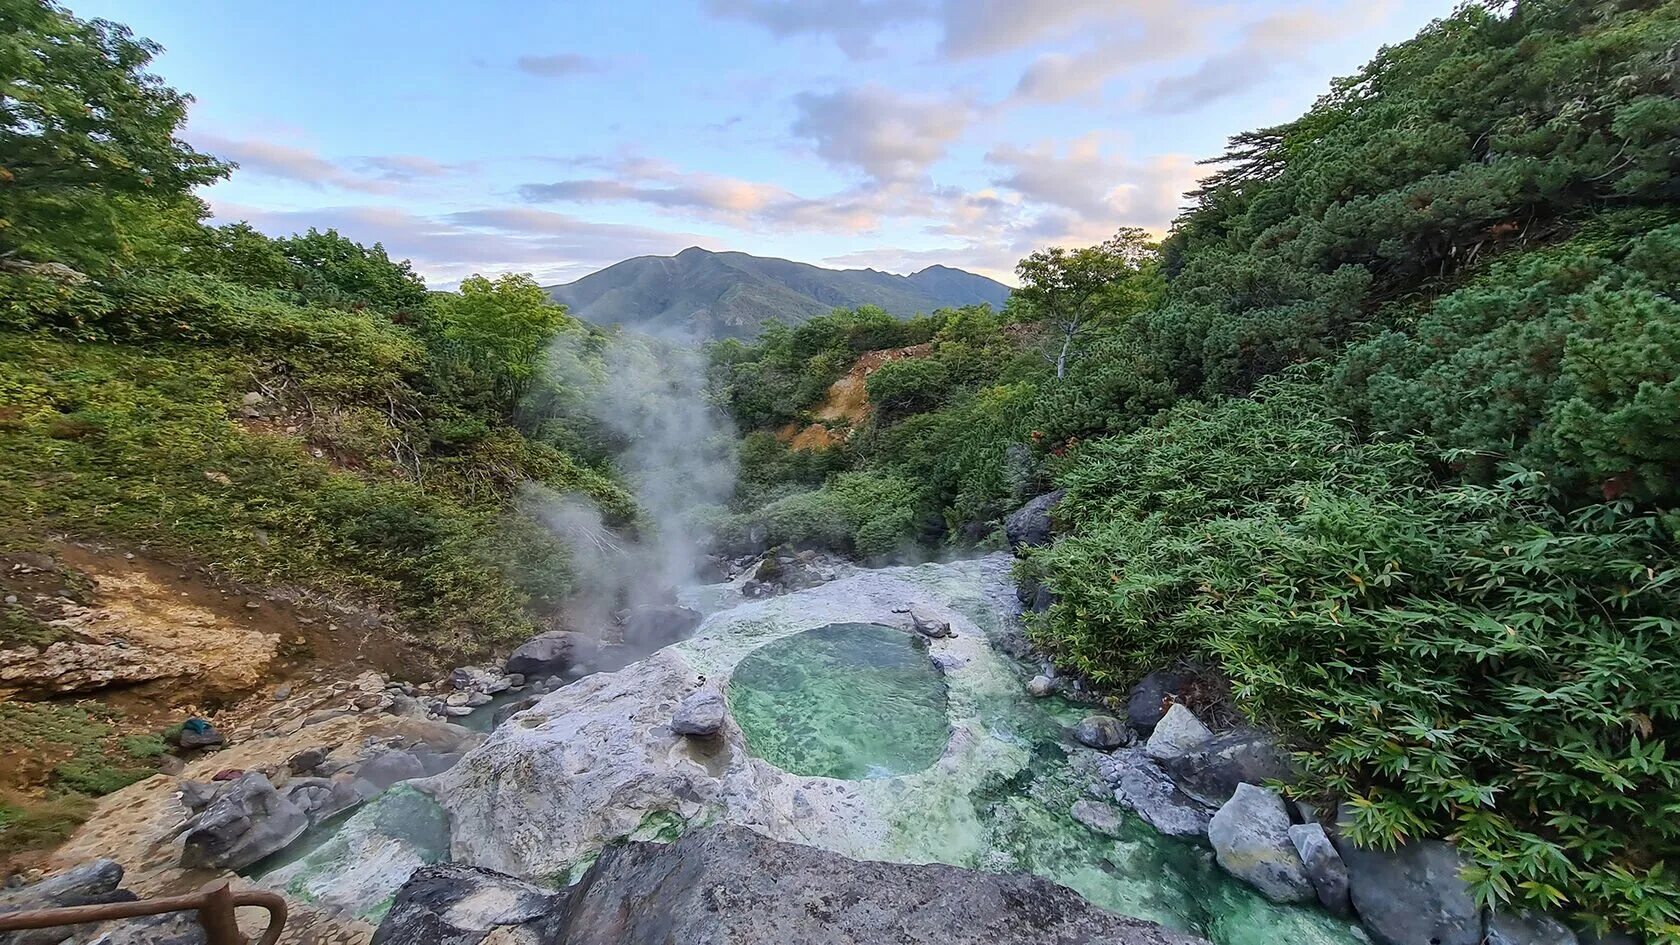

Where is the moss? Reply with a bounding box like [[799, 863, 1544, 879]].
[[0, 794, 95, 856]]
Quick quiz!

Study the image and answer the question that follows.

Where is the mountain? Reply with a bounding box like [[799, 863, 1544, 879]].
[[544, 247, 1012, 340]]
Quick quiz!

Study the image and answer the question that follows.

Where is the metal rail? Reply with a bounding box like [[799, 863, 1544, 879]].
[[0, 881, 286, 945]]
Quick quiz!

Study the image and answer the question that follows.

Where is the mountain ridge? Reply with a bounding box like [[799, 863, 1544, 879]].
[[544, 247, 1011, 339]]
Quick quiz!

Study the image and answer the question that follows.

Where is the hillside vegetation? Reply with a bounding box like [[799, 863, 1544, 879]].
[[711, 2, 1680, 937]]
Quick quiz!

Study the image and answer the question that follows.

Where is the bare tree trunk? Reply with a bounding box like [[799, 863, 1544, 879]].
[[1054, 318, 1079, 379]]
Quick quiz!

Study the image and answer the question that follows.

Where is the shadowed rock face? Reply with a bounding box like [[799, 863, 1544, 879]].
[[376, 826, 1210, 945]]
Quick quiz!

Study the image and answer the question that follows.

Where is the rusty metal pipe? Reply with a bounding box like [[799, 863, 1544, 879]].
[[0, 882, 286, 945]]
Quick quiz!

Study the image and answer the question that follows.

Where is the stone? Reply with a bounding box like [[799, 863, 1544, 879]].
[[241, 391, 266, 406], [1109, 749, 1214, 840], [0, 642, 195, 698], [1073, 714, 1128, 750], [1127, 668, 1196, 732], [1287, 822, 1352, 917], [1144, 703, 1212, 762], [287, 746, 331, 776], [1027, 674, 1055, 697], [375, 825, 1206, 945], [353, 749, 427, 795], [620, 604, 703, 650], [464, 691, 492, 707], [175, 718, 225, 750], [282, 777, 361, 826], [503, 631, 575, 679], [177, 780, 222, 811], [449, 666, 508, 694], [1486, 910, 1582, 945], [0, 859, 129, 945], [1334, 829, 1481, 945], [907, 604, 953, 638], [670, 690, 726, 737], [271, 683, 292, 701], [1161, 730, 1293, 808], [443, 705, 473, 717], [490, 695, 540, 728], [1207, 784, 1314, 904], [179, 773, 309, 871], [1070, 798, 1125, 837], [1004, 490, 1064, 551], [444, 692, 471, 707]]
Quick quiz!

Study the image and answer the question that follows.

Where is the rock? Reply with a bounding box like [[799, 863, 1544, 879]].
[[177, 780, 222, 811], [1486, 910, 1581, 945], [1109, 749, 1214, 840], [620, 605, 703, 650], [464, 691, 492, 708], [375, 825, 1206, 945], [907, 604, 952, 638], [414, 751, 463, 777], [442, 705, 472, 717], [503, 631, 575, 679], [154, 754, 184, 776], [1126, 668, 1196, 732], [1160, 730, 1293, 808], [282, 777, 361, 826], [1207, 784, 1314, 904], [1027, 674, 1055, 697], [1334, 830, 1481, 945], [1028, 584, 1056, 613], [444, 692, 471, 708], [83, 911, 207, 944], [288, 746, 331, 776], [271, 683, 292, 701], [302, 709, 353, 727], [179, 773, 309, 871], [370, 863, 562, 945], [741, 547, 846, 598], [1073, 714, 1128, 750], [175, 718, 224, 750], [353, 749, 426, 795], [0, 859, 129, 945], [448, 666, 508, 694], [241, 391, 266, 406], [670, 690, 726, 737], [1070, 799, 1125, 837], [0, 642, 195, 698], [1144, 704, 1212, 762], [1004, 490, 1064, 551], [1287, 823, 1352, 917], [353, 671, 386, 693], [490, 695, 540, 728]]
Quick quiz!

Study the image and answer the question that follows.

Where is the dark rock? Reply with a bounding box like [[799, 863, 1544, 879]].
[[1487, 910, 1581, 945], [1126, 668, 1195, 732], [1207, 784, 1313, 904], [281, 777, 360, 826], [491, 696, 541, 728], [670, 691, 726, 737], [414, 751, 463, 777], [1161, 730, 1293, 808], [1004, 490, 1064, 551], [375, 825, 1207, 945], [287, 746, 331, 776], [1073, 715, 1129, 750], [1110, 749, 1214, 840], [621, 605, 702, 650], [1334, 831, 1481, 945], [1029, 584, 1056, 613], [179, 773, 308, 871], [1288, 823, 1352, 918], [504, 631, 575, 679], [353, 749, 426, 796], [85, 911, 208, 944], [0, 859, 131, 945], [174, 718, 224, 750], [176, 780, 222, 812]]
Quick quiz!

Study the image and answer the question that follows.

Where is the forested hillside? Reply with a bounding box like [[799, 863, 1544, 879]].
[[710, 2, 1680, 938]]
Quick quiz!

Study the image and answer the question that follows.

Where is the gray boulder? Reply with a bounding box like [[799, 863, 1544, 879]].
[[1071, 799, 1125, 837], [1487, 910, 1581, 945], [1144, 704, 1212, 762], [908, 604, 953, 638], [1207, 784, 1314, 904], [620, 605, 702, 650], [490, 695, 540, 728], [0, 860, 129, 945], [1004, 490, 1064, 551], [1287, 822, 1352, 917], [1334, 833, 1481, 945], [179, 773, 308, 871], [282, 777, 361, 825], [353, 749, 427, 797], [503, 631, 575, 678], [1027, 674, 1055, 698], [374, 824, 1207, 945], [1127, 668, 1196, 732], [1110, 748, 1214, 840], [1073, 714, 1128, 750], [1161, 730, 1293, 807], [670, 690, 726, 737]]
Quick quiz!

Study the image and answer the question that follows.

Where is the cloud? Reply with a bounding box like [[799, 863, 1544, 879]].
[[1010, 5, 1207, 103], [986, 136, 1199, 229], [936, 0, 1125, 58], [193, 133, 393, 193], [516, 53, 605, 77], [352, 154, 469, 182], [701, 0, 930, 57], [791, 84, 976, 184], [1147, 4, 1381, 113]]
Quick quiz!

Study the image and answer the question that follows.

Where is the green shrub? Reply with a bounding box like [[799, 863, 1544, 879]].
[[865, 357, 949, 416]]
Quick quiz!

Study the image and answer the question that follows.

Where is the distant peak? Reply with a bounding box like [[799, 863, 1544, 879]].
[[676, 246, 714, 257]]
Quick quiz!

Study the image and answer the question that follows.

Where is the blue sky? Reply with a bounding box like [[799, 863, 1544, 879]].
[[80, 0, 1459, 287]]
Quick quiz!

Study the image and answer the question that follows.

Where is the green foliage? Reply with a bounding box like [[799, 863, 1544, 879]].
[[0, 793, 93, 856], [1014, 228, 1162, 378], [1031, 377, 1680, 938], [0, 0, 229, 270], [864, 356, 949, 416], [712, 472, 923, 559], [427, 273, 571, 414], [0, 701, 157, 798]]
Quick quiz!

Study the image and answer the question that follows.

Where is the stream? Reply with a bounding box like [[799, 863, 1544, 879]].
[[257, 555, 1363, 945]]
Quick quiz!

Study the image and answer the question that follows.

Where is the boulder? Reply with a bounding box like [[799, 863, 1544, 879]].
[[179, 773, 309, 871], [503, 631, 575, 679], [1073, 715, 1128, 750], [1004, 490, 1064, 552], [670, 690, 726, 737], [287, 746, 331, 776], [1109, 749, 1214, 840], [176, 780, 222, 812], [908, 604, 953, 638], [1127, 668, 1196, 732], [374, 825, 1207, 945], [1287, 822, 1352, 917], [353, 749, 427, 796], [1487, 910, 1582, 945], [1207, 784, 1314, 904], [1027, 674, 1055, 698], [1334, 832, 1481, 945], [1160, 730, 1293, 807], [448, 666, 508, 694], [1144, 704, 1212, 762], [281, 777, 361, 825], [620, 605, 703, 650], [0, 859, 130, 945], [1070, 799, 1125, 837], [490, 695, 540, 728], [175, 718, 224, 750]]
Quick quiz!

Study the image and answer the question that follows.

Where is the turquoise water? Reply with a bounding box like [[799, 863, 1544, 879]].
[[728, 623, 950, 780]]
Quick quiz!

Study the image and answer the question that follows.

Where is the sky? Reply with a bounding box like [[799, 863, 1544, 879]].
[[79, 0, 1460, 288]]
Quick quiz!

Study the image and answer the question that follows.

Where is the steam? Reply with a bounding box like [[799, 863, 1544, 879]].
[[522, 329, 737, 669]]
